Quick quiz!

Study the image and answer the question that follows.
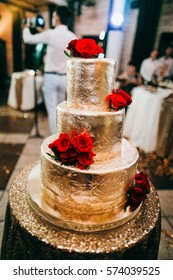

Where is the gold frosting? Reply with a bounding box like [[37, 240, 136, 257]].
[[38, 57, 139, 230], [40, 138, 139, 226], [56, 102, 124, 161], [66, 58, 116, 110], [9, 164, 161, 255], [27, 163, 141, 232]]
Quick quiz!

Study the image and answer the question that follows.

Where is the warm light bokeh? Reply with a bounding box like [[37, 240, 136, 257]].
[[0, 3, 13, 74]]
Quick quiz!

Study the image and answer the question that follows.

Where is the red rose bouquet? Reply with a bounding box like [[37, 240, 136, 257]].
[[126, 172, 150, 211], [106, 89, 132, 110], [47, 132, 96, 170], [64, 38, 104, 58]]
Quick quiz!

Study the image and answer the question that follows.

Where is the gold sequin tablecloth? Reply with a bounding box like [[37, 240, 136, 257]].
[[1, 163, 161, 260]]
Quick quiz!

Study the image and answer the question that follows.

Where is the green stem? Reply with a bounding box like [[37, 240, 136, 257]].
[[64, 50, 73, 58]]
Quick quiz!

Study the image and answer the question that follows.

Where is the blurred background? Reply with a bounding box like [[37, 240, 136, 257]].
[[0, 0, 173, 94]]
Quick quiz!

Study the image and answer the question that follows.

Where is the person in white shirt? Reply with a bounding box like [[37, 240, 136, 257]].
[[140, 49, 159, 83], [23, 6, 77, 134], [158, 47, 173, 78]]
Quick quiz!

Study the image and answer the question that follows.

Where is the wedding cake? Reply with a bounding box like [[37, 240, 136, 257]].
[[38, 39, 150, 231]]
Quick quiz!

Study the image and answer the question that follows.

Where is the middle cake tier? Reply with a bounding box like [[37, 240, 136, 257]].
[[56, 102, 124, 162]]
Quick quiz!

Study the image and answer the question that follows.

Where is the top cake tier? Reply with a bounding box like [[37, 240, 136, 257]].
[[66, 58, 116, 111]]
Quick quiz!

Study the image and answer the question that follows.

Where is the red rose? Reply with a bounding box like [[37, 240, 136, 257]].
[[112, 89, 132, 105], [48, 139, 60, 157], [67, 39, 77, 50], [67, 39, 79, 57], [73, 133, 94, 153], [75, 39, 104, 58], [126, 172, 150, 211], [135, 172, 150, 191], [131, 187, 146, 206], [106, 93, 127, 110], [48, 139, 59, 150], [48, 131, 96, 169], [49, 133, 72, 153], [60, 147, 78, 163], [77, 150, 96, 170]]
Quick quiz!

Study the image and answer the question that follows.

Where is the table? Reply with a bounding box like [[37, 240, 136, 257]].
[[123, 86, 173, 154], [1, 163, 161, 260], [7, 70, 43, 111]]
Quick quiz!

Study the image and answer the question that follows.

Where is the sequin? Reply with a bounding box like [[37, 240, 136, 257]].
[[8, 163, 161, 254]]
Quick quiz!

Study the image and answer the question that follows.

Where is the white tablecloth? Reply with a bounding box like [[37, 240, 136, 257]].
[[7, 71, 43, 111], [123, 86, 173, 153]]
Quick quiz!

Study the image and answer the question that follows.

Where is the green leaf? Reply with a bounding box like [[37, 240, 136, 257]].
[[64, 50, 73, 58], [47, 153, 58, 160]]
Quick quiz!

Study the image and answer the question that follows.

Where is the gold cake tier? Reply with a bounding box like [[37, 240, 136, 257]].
[[66, 58, 116, 110], [41, 137, 139, 225], [56, 102, 124, 161]]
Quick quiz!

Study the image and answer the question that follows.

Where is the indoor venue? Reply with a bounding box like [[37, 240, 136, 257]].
[[0, 0, 173, 261]]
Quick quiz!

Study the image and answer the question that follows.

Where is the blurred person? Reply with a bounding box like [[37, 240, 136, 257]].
[[117, 60, 142, 95], [158, 46, 173, 78], [23, 6, 77, 134], [151, 63, 169, 83], [140, 49, 159, 83]]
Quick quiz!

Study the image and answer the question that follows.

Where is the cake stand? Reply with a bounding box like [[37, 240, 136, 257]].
[[1, 162, 161, 260]]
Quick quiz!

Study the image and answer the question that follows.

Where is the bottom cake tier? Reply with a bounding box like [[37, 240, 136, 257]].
[[38, 136, 139, 230]]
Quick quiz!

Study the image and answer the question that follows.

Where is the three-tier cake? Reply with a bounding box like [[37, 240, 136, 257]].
[[27, 39, 150, 232]]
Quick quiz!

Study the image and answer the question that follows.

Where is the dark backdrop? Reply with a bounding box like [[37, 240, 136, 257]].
[[132, 0, 163, 70]]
